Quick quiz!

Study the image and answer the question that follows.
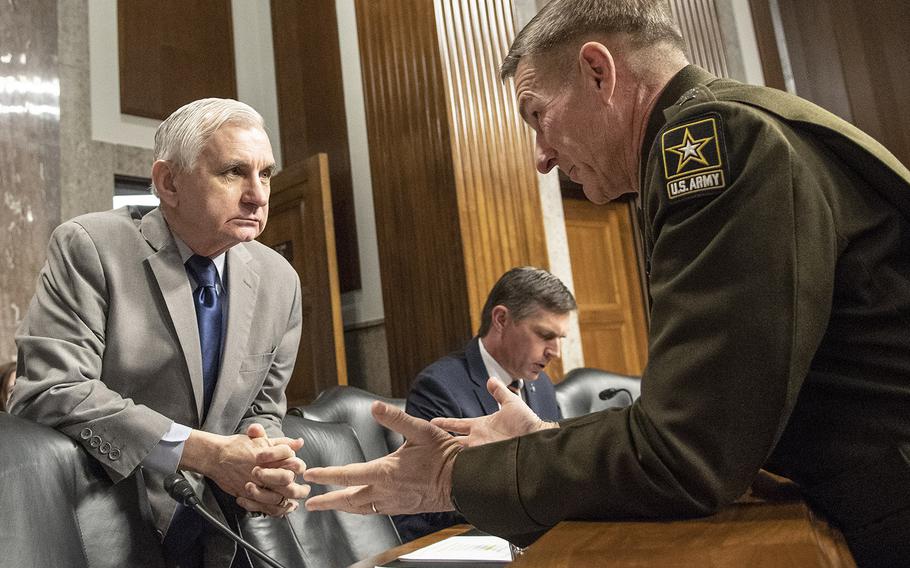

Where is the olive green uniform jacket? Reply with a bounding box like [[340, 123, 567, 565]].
[[452, 66, 910, 556]]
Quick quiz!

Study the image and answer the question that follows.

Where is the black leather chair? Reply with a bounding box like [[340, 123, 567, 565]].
[[241, 415, 401, 567], [291, 386, 406, 461], [1, 410, 399, 568], [0, 412, 166, 568], [555, 367, 641, 418]]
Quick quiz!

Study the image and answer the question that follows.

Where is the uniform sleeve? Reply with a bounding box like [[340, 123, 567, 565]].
[[452, 102, 839, 543], [238, 270, 303, 439], [12, 221, 172, 481]]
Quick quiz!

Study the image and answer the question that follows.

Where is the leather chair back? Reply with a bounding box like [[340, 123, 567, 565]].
[[555, 368, 641, 418], [241, 415, 401, 567], [0, 413, 166, 568], [291, 386, 406, 461]]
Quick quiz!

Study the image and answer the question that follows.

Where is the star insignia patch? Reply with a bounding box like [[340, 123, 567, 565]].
[[660, 115, 727, 200]]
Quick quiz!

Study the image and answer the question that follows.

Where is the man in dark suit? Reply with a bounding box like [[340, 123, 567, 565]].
[[12, 98, 309, 567], [394, 266, 574, 541]]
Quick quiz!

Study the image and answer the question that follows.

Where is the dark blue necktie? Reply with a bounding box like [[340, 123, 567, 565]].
[[185, 254, 222, 418]]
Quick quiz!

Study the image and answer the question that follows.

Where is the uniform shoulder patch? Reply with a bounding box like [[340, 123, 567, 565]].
[[660, 113, 728, 201]]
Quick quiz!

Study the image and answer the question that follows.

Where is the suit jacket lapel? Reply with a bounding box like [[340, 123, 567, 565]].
[[140, 209, 206, 422], [465, 337, 499, 415], [523, 379, 541, 413], [204, 243, 259, 431]]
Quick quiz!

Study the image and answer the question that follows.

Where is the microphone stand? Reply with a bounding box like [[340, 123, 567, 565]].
[[165, 473, 287, 568]]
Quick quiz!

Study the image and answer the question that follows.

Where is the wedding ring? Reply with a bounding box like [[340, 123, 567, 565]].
[[371, 502, 379, 514]]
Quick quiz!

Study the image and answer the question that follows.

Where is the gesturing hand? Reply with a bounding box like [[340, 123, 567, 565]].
[[431, 377, 558, 447], [303, 401, 463, 516]]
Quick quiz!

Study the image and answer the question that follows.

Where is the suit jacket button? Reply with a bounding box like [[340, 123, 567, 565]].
[[80, 428, 93, 440], [89, 435, 102, 448], [99, 442, 111, 455], [108, 448, 122, 461]]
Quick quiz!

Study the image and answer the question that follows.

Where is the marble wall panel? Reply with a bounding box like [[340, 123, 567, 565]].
[[0, 0, 61, 362]]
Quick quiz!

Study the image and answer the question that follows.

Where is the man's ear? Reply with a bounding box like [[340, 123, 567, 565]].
[[491, 305, 510, 332], [578, 42, 616, 104], [151, 160, 179, 208]]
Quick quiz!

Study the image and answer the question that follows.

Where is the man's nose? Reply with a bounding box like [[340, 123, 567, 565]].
[[546, 339, 561, 359], [536, 136, 558, 174], [244, 176, 270, 207]]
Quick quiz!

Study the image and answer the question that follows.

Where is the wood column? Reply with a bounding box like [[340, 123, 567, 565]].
[[356, 0, 549, 395]]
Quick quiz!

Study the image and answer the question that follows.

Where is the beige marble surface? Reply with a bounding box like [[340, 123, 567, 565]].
[[0, 0, 61, 363]]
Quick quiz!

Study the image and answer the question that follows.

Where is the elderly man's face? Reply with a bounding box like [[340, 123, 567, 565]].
[[168, 123, 275, 256], [515, 57, 634, 203]]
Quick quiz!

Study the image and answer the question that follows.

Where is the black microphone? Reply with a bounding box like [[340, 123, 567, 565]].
[[164, 473, 288, 568], [598, 387, 634, 405]]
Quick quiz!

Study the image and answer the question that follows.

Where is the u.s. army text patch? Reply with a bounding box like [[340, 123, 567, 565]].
[[660, 114, 727, 200]]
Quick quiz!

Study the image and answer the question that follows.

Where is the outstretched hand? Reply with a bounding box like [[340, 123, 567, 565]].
[[431, 378, 558, 447], [304, 401, 463, 516]]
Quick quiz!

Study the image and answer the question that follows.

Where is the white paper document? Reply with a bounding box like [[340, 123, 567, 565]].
[[395, 535, 513, 563]]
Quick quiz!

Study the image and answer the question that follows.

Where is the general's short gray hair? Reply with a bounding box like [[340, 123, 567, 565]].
[[151, 98, 265, 195], [501, 0, 686, 81]]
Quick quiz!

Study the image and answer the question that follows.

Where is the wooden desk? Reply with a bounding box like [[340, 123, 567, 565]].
[[350, 501, 855, 568]]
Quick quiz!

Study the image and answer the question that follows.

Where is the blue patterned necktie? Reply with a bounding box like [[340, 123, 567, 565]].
[[185, 254, 222, 418]]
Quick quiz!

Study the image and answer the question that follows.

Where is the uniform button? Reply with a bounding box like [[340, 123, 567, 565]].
[[99, 442, 111, 455], [80, 428, 93, 440], [89, 435, 102, 448], [108, 448, 122, 461]]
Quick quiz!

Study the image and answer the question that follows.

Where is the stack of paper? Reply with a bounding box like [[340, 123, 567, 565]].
[[378, 534, 513, 567]]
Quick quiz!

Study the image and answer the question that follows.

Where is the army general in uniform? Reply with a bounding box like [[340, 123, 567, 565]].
[[303, 2, 910, 566]]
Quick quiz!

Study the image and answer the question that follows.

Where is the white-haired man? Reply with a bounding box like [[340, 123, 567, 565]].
[[12, 98, 309, 568], [303, 1, 910, 565]]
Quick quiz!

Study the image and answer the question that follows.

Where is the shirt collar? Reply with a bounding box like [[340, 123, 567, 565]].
[[173, 234, 226, 286], [478, 336, 516, 388]]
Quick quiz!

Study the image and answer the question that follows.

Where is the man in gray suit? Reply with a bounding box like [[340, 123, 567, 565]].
[[11, 98, 309, 567]]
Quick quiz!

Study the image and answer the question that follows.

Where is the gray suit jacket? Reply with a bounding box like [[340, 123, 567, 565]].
[[11, 207, 302, 541]]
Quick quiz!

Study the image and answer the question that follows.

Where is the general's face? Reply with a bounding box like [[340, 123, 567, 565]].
[[498, 307, 570, 381], [167, 123, 275, 256], [514, 56, 634, 204]]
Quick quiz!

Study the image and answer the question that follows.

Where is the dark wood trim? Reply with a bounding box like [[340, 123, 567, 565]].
[[118, 0, 237, 120], [747, 0, 786, 90], [270, 0, 362, 292]]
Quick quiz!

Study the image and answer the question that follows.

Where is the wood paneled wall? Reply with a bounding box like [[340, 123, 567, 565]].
[[118, 0, 237, 120], [356, 0, 549, 395], [668, 0, 729, 78], [270, 0, 361, 292], [775, 0, 910, 167], [434, 0, 549, 331]]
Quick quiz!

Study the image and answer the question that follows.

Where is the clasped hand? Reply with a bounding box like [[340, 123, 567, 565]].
[[207, 423, 310, 517]]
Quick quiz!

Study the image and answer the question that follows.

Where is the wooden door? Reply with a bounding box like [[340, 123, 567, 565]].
[[563, 198, 648, 376], [257, 153, 348, 406]]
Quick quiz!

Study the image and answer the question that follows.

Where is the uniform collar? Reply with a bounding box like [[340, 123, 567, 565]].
[[639, 65, 718, 191]]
